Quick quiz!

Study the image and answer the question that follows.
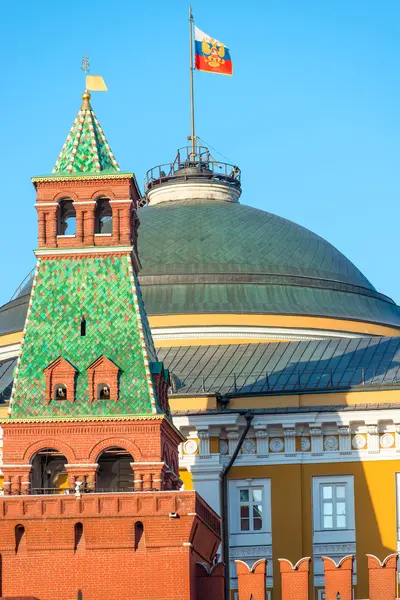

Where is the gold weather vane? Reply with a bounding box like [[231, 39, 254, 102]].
[[81, 54, 108, 92]]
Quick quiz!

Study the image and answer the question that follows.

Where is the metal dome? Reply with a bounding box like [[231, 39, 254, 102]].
[[136, 198, 400, 327]]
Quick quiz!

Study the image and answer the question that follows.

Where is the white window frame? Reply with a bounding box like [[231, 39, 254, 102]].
[[229, 478, 272, 547], [238, 485, 264, 533], [319, 481, 348, 530], [312, 475, 355, 544]]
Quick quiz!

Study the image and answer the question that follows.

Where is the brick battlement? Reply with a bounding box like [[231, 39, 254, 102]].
[[0, 490, 220, 538]]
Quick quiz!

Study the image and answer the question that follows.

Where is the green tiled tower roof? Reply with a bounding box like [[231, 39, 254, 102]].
[[53, 91, 120, 174], [9, 254, 162, 420]]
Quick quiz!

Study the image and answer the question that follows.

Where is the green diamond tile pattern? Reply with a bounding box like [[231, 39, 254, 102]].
[[53, 105, 120, 174], [10, 255, 159, 419]]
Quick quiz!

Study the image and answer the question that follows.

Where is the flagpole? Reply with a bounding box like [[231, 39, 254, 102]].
[[189, 6, 195, 158]]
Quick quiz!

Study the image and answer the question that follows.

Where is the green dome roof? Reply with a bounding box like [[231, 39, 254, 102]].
[[137, 198, 400, 327]]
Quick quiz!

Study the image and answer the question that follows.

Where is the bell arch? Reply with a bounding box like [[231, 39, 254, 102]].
[[88, 438, 142, 463], [23, 439, 76, 464]]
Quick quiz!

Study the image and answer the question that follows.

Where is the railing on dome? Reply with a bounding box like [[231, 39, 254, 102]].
[[143, 145, 241, 200]]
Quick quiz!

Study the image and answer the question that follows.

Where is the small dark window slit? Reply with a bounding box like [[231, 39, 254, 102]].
[[80, 317, 86, 337]]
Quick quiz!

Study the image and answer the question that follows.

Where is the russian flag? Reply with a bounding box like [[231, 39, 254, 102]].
[[194, 26, 233, 76]]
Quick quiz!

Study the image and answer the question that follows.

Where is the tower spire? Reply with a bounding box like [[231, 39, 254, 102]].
[[52, 89, 120, 174]]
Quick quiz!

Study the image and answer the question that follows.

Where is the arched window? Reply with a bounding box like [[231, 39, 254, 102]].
[[57, 199, 76, 236], [31, 448, 68, 494], [54, 384, 67, 400], [97, 383, 110, 400], [96, 447, 134, 492], [15, 524, 25, 553], [95, 198, 112, 234]]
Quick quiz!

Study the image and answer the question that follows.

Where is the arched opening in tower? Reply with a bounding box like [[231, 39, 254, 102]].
[[31, 448, 68, 494], [57, 199, 76, 236], [95, 198, 112, 234], [96, 447, 134, 492]]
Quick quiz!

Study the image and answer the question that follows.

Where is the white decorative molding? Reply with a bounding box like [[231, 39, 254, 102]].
[[227, 429, 240, 455], [381, 433, 395, 449], [352, 434, 366, 450], [183, 439, 198, 455], [310, 427, 323, 454], [35, 245, 134, 256], [220, 439, 229, 455], [284, 428, 296, 456], [367, 425, 380, 454], [324, 435, 339, 452], [230, 545, 272, 559], [241, 438, 256, 455], [0, 343, 20, 360], [254, 428, 268, 456], [150, 325, 366, 343], [396, 425, 400, 454], [339, 427, 351, 453], [269, 438, 284, 453], [300, 437, 311, 452], [313, 542, 356, 555], [198, 430, 210, 456]]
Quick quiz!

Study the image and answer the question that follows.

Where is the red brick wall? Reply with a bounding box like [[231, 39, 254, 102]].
[[0, 491, 221, 600]]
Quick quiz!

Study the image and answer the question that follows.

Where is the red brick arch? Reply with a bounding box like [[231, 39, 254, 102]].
[[53, 190, 80, 203], [88, 438, 142, 463], [90, 188, 117, 200], [23, 439, 76, 464]]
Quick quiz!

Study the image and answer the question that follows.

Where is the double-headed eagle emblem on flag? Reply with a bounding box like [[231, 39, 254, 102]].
[[194, 26, 233, 75], [201, 38, 226, 69]]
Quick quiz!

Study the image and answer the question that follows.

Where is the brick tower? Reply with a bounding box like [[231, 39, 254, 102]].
[[0, 91, 221, 600]]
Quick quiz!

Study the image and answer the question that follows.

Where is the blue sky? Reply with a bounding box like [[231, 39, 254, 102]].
[[1, 0, 399, 306]]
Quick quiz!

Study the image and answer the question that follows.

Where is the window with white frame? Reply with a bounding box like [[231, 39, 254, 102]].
[[228, 478, 272, 548], [239, 487, 263, 531], [312, 475, 355, 544], [320, 482, 347, 530]]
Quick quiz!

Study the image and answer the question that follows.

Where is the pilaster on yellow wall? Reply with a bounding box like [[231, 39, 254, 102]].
[[229, 460, 400, 600]]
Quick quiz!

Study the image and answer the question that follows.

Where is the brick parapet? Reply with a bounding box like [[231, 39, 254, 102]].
[[367, 553, 398, 600], [279, 557, 310, 600], [195, 563, 224, 600], [322, 555, 354, 600], [235, 559, 267, 600]]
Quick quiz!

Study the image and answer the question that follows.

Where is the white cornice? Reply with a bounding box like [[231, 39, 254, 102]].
[[152, 326, 368, 342], [0, 344, 20, 360], [34, 245, 134, 257]]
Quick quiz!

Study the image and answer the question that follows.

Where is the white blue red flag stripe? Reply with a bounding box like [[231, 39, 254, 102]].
[[194, 26, 233, 76]]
